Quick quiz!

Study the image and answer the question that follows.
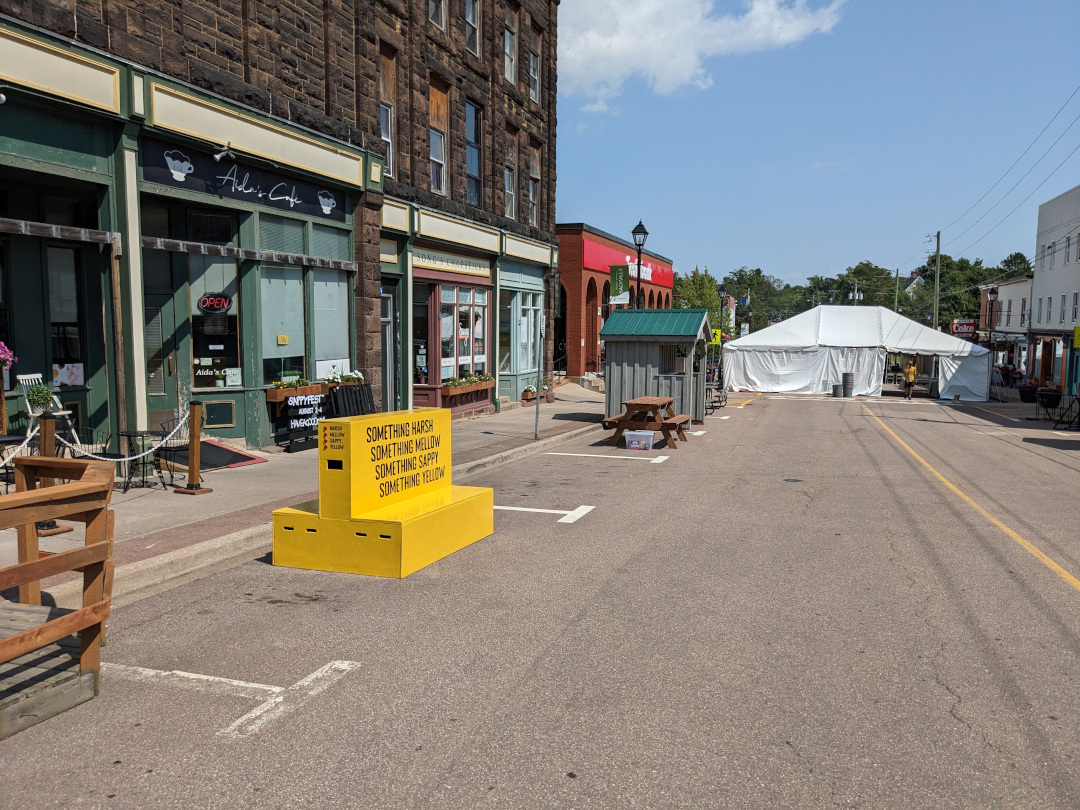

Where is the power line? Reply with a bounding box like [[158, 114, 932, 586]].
[[941, 82, 1080, 233]]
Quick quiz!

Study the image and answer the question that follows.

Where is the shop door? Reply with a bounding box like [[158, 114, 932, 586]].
[[144, 294, 181, 429], [1068, 348, 1080, 397], [381, 287, 397, 412]]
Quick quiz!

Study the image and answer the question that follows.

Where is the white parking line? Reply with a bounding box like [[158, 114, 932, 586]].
[[546, 452, 669, 464], [1053, 431, 1079, 437], [104, 660, 361, 739], [691, 430, 706, 436], [706, 415, 731, 420], [494, 504, 595, 523]]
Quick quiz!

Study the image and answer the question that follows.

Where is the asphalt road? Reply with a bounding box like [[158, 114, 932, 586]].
[[4, 394, 1080, 808]]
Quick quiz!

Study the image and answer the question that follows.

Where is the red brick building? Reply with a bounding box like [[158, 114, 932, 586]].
[[556, 224, 675, 378]]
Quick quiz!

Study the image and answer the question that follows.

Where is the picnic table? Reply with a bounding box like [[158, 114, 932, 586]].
[[601, 395, 692, 450]]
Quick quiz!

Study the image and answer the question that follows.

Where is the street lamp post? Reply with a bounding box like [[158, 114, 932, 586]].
[[986, 287, 998, 359], [632, 220, 648, 309]]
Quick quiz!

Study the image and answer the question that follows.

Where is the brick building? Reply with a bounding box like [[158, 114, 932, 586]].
[[555, 223, 675, 380], [0, 0, 558, 448]]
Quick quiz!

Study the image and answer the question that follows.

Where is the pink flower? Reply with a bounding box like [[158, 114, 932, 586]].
[[0, 341, 16, 369]]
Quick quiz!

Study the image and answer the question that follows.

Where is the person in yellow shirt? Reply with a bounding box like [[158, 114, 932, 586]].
[[903, 360, 918, 399]]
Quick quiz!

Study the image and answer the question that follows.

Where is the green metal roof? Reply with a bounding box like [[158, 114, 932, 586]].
[[600, 308, 711, 338]]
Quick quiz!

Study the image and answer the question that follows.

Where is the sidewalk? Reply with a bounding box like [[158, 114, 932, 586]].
[[0, 383, 606, 604]]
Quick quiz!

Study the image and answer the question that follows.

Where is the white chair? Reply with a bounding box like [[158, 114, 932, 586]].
[[17, 373, 76, 443]]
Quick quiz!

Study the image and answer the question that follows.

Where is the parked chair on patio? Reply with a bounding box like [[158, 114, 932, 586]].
[[65, 424, 134, 492], [16, 373, 77, 444], [154, 412, 191, 488]]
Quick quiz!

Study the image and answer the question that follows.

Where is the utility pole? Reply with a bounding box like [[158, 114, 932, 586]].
[[893, 268, 899, 311], [848, 281, 862, 305], [933, 230, 941, 329]]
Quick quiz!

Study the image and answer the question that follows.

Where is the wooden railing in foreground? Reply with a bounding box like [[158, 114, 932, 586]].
[[0, 457, 115, 682]]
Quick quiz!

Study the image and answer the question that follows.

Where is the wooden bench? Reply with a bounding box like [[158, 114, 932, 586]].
[[0, 457, 115, 739], [661, 414, 692, 448], [601, 412, 626, 429]]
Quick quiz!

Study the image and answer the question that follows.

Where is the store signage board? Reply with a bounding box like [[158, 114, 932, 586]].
[[609, 265, 630, 304], [141, 137, 347, 222], [412, 247, 490, 277], [951, 319, 976, 336], [1074, 326, 1080, 345], [582, 238, 674, 288]]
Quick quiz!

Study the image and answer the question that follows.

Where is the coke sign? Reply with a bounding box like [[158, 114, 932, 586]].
[[951, 319, 976, 336]]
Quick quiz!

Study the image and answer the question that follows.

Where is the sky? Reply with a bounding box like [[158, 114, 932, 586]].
[[555, 0, 1080, 287]]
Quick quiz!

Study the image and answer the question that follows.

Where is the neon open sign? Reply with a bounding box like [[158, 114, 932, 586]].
[[198, 294, 232, 313]]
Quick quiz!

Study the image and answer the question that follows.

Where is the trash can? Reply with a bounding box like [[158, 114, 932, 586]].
[[831, 383, 843, 398], [842, 372, 855, 397]]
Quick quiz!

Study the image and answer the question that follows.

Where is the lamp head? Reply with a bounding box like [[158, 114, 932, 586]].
[[631, 220, 648, 249], [987, 287, 998, 302], [213, 144, 236, 163]]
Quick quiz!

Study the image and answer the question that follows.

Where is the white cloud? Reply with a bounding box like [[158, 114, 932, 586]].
[[559, 0, 844, 106]]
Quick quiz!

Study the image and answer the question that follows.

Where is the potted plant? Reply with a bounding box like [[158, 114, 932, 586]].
[[521, 383, 537, 401], [26, 383, 54, 414], [441, 372, 496, 398], [1016, 381, 1038, 403], [265, 377, 328, 402]]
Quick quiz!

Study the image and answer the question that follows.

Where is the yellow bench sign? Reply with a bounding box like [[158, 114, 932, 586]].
[[273, 408, 493, 578]]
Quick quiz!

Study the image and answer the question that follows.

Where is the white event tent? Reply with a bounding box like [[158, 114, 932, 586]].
[[724, 305, 990, 400]]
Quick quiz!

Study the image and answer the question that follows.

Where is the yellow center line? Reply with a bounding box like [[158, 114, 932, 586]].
[[861, 402, 1080, 594]]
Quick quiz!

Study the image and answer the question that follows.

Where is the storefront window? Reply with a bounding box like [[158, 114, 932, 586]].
[[261, 266, 305, 384], [499, 290, 512, 372], [519, 292, 540, 373], [48, 247, 84, 384], [440, 286, 488, 380], [314, 268, 350, 378], [413, 283, 431, 385]]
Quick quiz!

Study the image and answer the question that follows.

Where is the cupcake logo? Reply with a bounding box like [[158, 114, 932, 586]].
[[164, 150, 194, 182], [317, 191, 337, 215]]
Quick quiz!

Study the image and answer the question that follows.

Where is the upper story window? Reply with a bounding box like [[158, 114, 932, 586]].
[[1061, 294, 1067, 323], [503, 9, 517, 84], [527, 143, 540, 227], [1073, 291, 1078, 322], [527, 27, 541, 102], [1006, 298, 1012, 326], [379, 52, 396, 178], [1041, 245, 1046, 270], [428, 0, 446, 30], [1037, 297, 1042, 323], [1065, 235, 1071, 265], [465, 0, 481, 55], [1021, 297, 1027, 326], [429, 83, 448, 195], [466, 101, 482, 207], [1050, 241, 1056, 270]]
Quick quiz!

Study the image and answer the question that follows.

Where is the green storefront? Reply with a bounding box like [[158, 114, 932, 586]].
[[0, 21, 383, 448]]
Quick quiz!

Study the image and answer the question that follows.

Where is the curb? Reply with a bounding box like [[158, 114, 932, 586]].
[[47, 523, 272, 609], [452, 422, 603, 480], [45, 421, 603, 606]]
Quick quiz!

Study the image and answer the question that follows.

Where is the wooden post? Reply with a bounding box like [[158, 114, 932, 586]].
[[175, 400, 212, 495], [36, 414, 74, 537]]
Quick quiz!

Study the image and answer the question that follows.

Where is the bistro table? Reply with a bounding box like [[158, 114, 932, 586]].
[[119, 429, 165, 489], [602, 395, 692, 450]]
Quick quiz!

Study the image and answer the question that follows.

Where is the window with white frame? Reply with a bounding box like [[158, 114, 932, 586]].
[[429, 83, 448, 195], [465, 0, 480, 55], [428, 0, 445, 29], [379, 52, 395, 177], [1037, 298, 1042, 322], [503, 10, 517, 83], [440, 286, 488, 379], [527, 143, 540, 227], [527, 26, 541, 102], [466, 101, 482, 207], [1006, 298, 1012, 326], [504, 135, 516, 218], [518, 291, 541, 373], [1062, 294, 1067, 323], [1021, 297, 1027, 326]]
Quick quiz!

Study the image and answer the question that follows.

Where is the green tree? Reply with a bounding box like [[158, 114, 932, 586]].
[[999, 251, 1032, 278], [672, 266, 723, 330]]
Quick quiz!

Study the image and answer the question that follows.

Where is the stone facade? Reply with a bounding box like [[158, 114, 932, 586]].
[[0, 0, 559, 406]]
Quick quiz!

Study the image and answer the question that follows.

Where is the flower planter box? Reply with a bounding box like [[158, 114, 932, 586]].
[[1036, 388, 1062, 409], [1017, 386, 1038, 404], [265, 383, 327, 403], [521, 390, 537, 401], [440, 380, 495, 398]]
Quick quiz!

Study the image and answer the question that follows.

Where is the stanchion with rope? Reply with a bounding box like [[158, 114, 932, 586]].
[[175, 400, 212, 495], [36, 412, 75, 537]]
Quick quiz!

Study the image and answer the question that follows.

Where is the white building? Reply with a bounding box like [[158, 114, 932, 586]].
[[1028, 183, 1080, 390], [981, 276, 1031, 375]]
